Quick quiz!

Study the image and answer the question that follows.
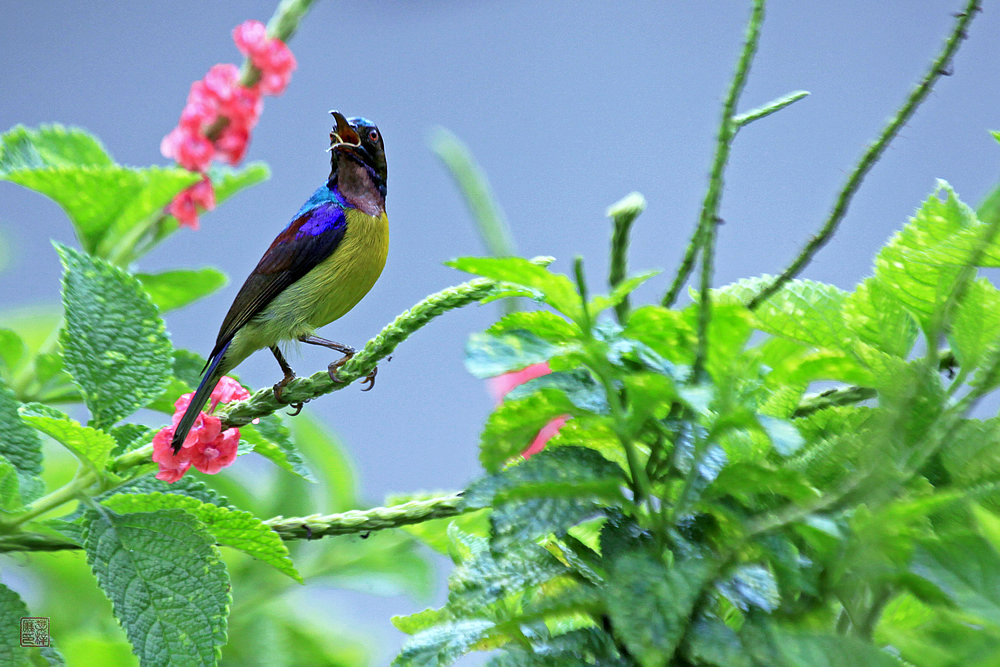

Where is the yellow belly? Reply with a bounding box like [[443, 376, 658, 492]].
[[225, 208, 388, 365]]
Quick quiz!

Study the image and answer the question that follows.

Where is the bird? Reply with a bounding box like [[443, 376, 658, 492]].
[[171, 111, 388, 453]]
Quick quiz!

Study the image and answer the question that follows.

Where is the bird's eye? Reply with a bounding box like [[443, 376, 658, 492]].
[[368, 129, 379, 142]]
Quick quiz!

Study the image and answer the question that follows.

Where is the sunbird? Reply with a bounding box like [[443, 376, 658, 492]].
[[171, 111, 388, 453]]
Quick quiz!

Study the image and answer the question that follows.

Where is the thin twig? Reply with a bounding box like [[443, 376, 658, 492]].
[[691, 0, 767, 381], [747, 0, 982, 310]]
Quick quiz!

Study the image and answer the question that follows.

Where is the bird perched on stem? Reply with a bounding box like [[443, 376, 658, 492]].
[[171, 111, 388, 453]]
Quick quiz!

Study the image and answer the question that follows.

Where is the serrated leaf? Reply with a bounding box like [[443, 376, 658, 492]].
[[20, 412, 115, 470], [910, 534, 1000, 627], [448, 257, 583, 320], [0, 123, 113, 172], [82, 508, 230, 666], [603, 551, 714, 666], [56, 243, 172, 428], [0, 378, 42, 478], [874, 183, 978, 333], [950, 278, 1000, 371], [464, 447, 623, 549], [0, 583, 32, 666], [843, 277, 918, 358], [464, 329, 562, 379], [506, 369, 608, 413], [480, 388, 578, 472], [100, 474, 232, 509], [171, 349, 209, 389], [393, 619, 495, 667], [10, 164, 198, 255], [136, 268, 227, 313], [623, 305, 696, 367], [718, 276, 851, 351], [240, 414, 315, 481], [449, 541, 569, 615], [109, 423, 154, 456], [486, 310, 578, 343], [100, 492, 301, 583]]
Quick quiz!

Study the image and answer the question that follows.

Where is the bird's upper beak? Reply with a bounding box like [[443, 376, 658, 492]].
[[329, 110, 361, 151]]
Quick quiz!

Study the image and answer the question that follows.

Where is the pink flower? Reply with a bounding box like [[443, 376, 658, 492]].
[[160, 126, 214, 172], [188, 428, 239, 474], [167, 176, 215, 229], [161, 19, 296, 228], [151, 376, 247, 483], [489, 361, 568, 459]]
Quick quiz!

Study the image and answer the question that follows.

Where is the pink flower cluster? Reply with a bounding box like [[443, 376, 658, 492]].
[[489, 362, 569, 459], [152, 376, 250, 483], [161, 20, 296, 228]]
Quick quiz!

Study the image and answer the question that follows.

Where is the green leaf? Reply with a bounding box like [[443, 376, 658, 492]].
[[171, 349, 209, 389], [0, 328, 26, 376], [0, 123, 113, 172], [910, 534, 1000, 627], [603, 551, 714, 666], [0, 455, 24, 512], [479, 388, 578, 472], [506, 369, 608, 413], [0, 583, 33, 666], [100, 492, 301, 583], [717, 564, 780, 612], [873, 183, 978, 334], [136, 268, 227, 313], [464, 329, 561, 379], [623, 305, 696, 367], [489, 627, 622, 666], [240, 414, 315, 481], [448, 256, 582, 319], [683, 619, 752, 667], [20, 412, 115, 470], [0, 378, 42, 478], [393, 619, 495, 666], [207, 162, 270, 208], [741, 620, 901, 667], [950, 278, 1000, 371], [588, 270, 660, 315], [449, 541, 570, 615], [486, 310, 578, 343], [464, 446, 624, 549], [100, 474, 232, 509], [842, 277, 918, 358], [56, 243, 172, 428], [718, 276, 851, 351], [82, 508, 230, 665]]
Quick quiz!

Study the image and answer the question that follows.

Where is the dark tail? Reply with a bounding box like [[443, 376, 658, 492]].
[[170, 341, 230, 453]]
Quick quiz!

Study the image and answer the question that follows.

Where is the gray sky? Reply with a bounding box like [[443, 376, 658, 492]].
[[2, 1, 998, 660]]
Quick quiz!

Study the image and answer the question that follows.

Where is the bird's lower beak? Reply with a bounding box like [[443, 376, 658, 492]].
[[329, 110, 361, 150]]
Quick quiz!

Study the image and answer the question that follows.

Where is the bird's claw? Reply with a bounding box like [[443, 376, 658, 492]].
[[272, 378, 305, 416], [327, 353, 378, 391], [360, 366, 377, 392]]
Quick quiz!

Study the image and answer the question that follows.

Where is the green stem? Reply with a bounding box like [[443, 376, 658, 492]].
[[0, 468, 98, 530], [747, 0, 982, 310], [691, 0, 766, 381], [607, 192, 646, 323], [733, 90, 809, 129], [215, 264, 551, 428]]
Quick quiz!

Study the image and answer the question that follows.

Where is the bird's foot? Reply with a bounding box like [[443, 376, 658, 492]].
[[327, 352, 377, 391], [272, 374, 304, 416]]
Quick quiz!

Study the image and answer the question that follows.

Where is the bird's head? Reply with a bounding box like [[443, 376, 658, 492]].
[[328, 110, 386, 192]]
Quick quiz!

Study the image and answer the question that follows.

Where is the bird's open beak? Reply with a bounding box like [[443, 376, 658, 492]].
[[329, 110, 361, 151]]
